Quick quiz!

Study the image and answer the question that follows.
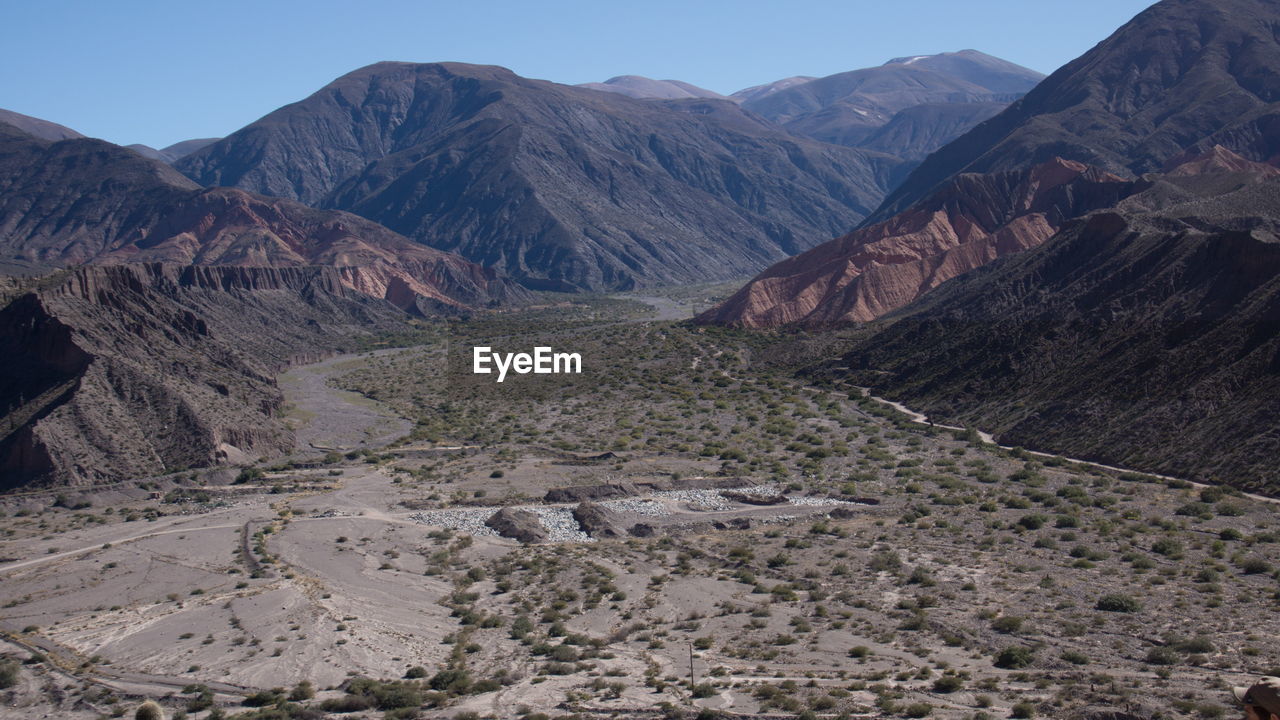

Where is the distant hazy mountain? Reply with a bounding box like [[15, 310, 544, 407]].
[[730, 76, 817, 104], [577, 75, 727, 100], [177, 62, 909, 292], [0, 108, 83, 141], [128, 137, 221, 164], [740, 51, 1044, 153], [870, 0, 1280, 222]]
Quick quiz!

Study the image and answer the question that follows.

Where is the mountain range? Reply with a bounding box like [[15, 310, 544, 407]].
[[870, 0, 1280, 222], [0, 123, 522, 312], [700, 0, 1280, 489], [175, 62, 917, 291], [739, 50, 1044, 156]]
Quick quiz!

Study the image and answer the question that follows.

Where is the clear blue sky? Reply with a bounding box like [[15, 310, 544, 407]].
[[0, 0, 1157, 149]]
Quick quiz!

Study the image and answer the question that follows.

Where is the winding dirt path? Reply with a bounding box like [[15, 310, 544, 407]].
[[853, 385, 1280, 504]]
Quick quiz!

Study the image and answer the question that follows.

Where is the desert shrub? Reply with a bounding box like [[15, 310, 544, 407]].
[[243, 690, 285, 707], [1061, 650, 1090, 665], [691, 683, 716, 698], [1096, 594, 1141, 613], [1011, 701, 1036, 718], [428, 669, 471, 694], [1152, 538, 1183, 557], [933, 675, 964, 693], [318, 695, 373, 712], [1172, 636, 1215, 654], [1145, 647, 1179, 665], [994, 646, 1035, 669], [1018, 514, 1047, 530], [992, 616, 1024, 634], [1175, 502, 1214, 520], [135, 701, 164, 720], [903, 702, 933, 717], [347, 678, 424, 709], [0, 660, 17, 689], [1240, 557, 1273, 575]]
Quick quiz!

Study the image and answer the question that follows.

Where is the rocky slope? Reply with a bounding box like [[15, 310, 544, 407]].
[[871, 0, 1280, 222], [176, 62, 908, 291], [699, 158, 1131, 327], [0, 123, 523, 310], [740, 51, 1043, 153], [839, 166, 1280, 491], [0, 263, 409, 488]]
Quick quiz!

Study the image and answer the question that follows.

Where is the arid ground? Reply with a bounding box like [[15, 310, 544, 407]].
[[1, 291, 1277, 720]]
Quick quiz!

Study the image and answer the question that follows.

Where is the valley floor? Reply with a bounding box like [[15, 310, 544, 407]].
[[0, 293, 1277, 720]]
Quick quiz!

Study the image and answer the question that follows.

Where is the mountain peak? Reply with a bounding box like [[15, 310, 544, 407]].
[[869, 0, 1280, 222]]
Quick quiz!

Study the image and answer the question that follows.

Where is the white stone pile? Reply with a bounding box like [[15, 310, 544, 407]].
[[790, 496, 855, 507], [409, 506, 593, 542], [409, 509, 499, 537], [600, 498, 668, 516], [527, 507, 594, 543]]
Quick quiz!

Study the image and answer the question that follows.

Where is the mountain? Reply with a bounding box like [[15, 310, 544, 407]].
[[739, 51, 1043, 150], [730, 76, 817, 104], [699, 158, 1131, 328], [0, 123, 523, 311], [577, 76, 727, 100], [839, 160, 1280, 492], [0, 263, 409, 488], [127, 137, 221, 164], [176, 62, 908, 292], [0, 108, 83, 141], [870, 0, 1280, 223]]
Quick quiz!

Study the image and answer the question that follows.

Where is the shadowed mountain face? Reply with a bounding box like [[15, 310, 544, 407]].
[[840, 167, 1280, 492], [698, 158, 1133, 328], [740, 51, 1043, 153], [0, 123, 524, 311], [176, 62, 909, 292], [0, 264, 410, 488], [870, 0, 1280, 223]]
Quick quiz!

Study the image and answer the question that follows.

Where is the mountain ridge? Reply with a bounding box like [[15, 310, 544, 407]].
[[177, 61, 909, 291]]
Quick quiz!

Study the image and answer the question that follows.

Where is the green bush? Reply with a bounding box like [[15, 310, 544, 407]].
[[1011, 701, 1036, 718], [135, 701, 165, 720], [932, 675, 964, 693], [1096, 594, 1141, 613], [992, 616, 1024, 633], [903, 702, 933, 717], [1061, 650, 1090, 665], [994, 646, 1035, 669]]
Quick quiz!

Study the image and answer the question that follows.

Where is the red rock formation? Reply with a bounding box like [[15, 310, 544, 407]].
[[701, 158, 1130, 328], [1163, 145, 1280, 177], [89, 188, 522, 312]]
